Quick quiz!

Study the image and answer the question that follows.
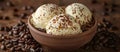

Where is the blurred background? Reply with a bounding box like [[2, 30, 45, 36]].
[[0, 0, 120, 52]]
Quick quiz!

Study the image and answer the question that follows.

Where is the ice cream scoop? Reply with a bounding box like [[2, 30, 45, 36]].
[[46, 14, 82, 35], [32, 4, 64, 29], [65, 3, 92, 25]]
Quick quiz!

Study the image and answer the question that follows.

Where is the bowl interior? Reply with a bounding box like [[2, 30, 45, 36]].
[[28, 15, 98, 39]]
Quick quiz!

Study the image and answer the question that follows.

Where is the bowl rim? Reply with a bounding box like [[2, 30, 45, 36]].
[[28, 15, 97, 39]]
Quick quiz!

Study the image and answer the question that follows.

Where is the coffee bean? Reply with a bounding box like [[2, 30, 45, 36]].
[[27, 6, 33, 10], [30, 48, 35, 52], [0, 16, 3, 20], [13, 8, 18, 12], [93, 45, 102, 50], [6, 1, 14, 7], [4, 16, 10, 20], [1, 36, 5, 40], [4, 26, 10, 32], [0, 26, 4, 31], [18, 20, 25, 25], [104, 22, 112, 29], [6, 44, 12, 48], [13, 30, 18, 35], [22, 6, 28, 10], [10, 47, 15, 51], [1, 45, 6, 50], [20, 13, 27, 19], [102, 2, 108, 6], [0, 7, 4, 11], [111, 26, 119, 31], [91, 0, 98, 4], [22, 5, 33, 11], [13, 13, 20, 17], [8, 31, 13, 36], [0, 34, 3, 37], [102, 11, 109, 16]]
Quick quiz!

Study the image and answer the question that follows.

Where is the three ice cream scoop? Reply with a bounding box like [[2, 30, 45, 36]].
[[31, 3, 92, 35]]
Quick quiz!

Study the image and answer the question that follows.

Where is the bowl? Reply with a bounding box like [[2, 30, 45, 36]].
[[28, 15, 97, 52]]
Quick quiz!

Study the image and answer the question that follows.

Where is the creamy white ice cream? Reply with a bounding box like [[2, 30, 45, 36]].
[[32, 4, 64, 29], [65, 3, 92, 25], [46, 14, 82, 35]]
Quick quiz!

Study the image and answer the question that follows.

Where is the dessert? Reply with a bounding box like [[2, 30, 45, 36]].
[[65, 3, 92, 25], [28, 3, 97, 52], [31, 4, 64, 29], [46, 14, 82, 35]]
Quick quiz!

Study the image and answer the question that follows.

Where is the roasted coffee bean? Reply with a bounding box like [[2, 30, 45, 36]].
[[0, 7, 4, 11], [4, 26, 10, 32], [1, 45, 6, 50], [102, 11, 109, 16], [102, 2, 108, 6], [0, 16, 3, 20], [6, 1, 14, 7], [0, 26, 4, 31], [1, 36, 5, 40], [13, 13, 20, 17], [10, 47, 15, 51], [8, 31, 13, 36], [20, 13, 27, 19], [0, 34, 3, 37], [27, 6, 34, 10], [91, 0, 98, 4], [13, 30, 18, 35], [30, 48, 35, 52], [13, 8, 18, 12], [30, 9, 35, 13], [104, 22, 112, 29], [22, 6, 28, 10], [111, 26, 119, 31], [6, 44, 12, 48], [22, 5, 33, 10], [93, 45, 102, 50], [4, 16, 10, 20]]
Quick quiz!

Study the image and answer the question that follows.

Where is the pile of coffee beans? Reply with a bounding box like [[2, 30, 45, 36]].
[[0, 20, 42, 52], [82, 19, 120, 51]]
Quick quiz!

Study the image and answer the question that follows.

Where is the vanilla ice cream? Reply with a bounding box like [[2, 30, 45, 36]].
[[32, 4, 64, 29], [46, 14, 82, 35], [65, 3, 92, 25]]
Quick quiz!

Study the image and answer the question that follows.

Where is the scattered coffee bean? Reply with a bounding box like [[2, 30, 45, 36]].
[[91, 0, 98, 4], [0, 21, 42, 52], [4, 26, 10, 32], [1, 45, 6, 50], [20, 13, 27, 19], [0, 7, 4, 11], [111, 26, 119, 31], [6, 1, 14, 7], [6, 44, 12, 48], [102, 2, 108, 6], [22, 6, 28, 10], [9, 47, 15, 51], [13, 13, 20, 17], [22, 5, 34, 11], [4, 16, 10, 20], [0, 26, 4, 31], [13, 8, 18, 12], [8, 31, 13, 36], [0, 34, 3, 37], [0, 16, 3, 20], [102, 11, 109, 16]]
